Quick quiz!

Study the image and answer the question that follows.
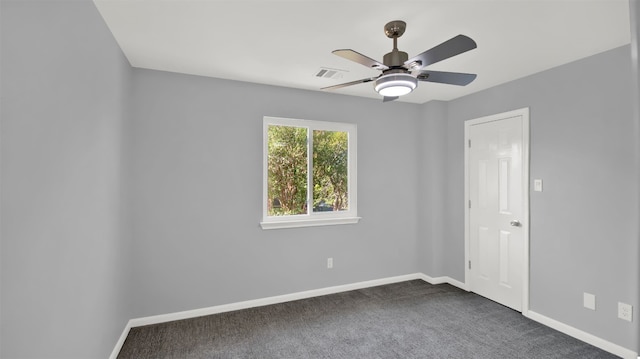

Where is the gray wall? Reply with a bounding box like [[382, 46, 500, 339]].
[[439, 45, 639, 351], [416, 101, 447, 276], [128, 69, 423, 317], [0, 1, 133, 358], [630, 0, 640, 352]]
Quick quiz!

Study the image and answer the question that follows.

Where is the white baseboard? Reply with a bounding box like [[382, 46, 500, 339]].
[[525, 310, 638, 359], [129, 273, 422, 328], [418, 273, 469, 291], [109, 323, 131, 359]]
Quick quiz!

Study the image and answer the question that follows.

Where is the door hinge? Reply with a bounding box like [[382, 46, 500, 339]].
[[468, 200, 471, 209], [468, 260, 471, 270], [468, 139, 471, 148]]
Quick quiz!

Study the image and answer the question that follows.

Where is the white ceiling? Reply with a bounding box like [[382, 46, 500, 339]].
[[94, 0, 631, 104]]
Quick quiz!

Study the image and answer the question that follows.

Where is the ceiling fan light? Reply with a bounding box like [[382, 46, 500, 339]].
[[374, 73, 417, 97]]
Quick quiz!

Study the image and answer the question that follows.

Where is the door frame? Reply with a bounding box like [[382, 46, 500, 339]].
[[464, 107, 530, 314]]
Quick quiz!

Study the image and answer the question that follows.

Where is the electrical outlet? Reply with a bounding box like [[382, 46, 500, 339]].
[[327, 257, 333, 269], [618, 302, 633, 322], [583, 293, 596, 310]]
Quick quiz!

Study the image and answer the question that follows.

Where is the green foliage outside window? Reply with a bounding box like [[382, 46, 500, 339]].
[[313, 130, 348, 212], [267, 125, 308, 216], [267, 125, 349, 216]]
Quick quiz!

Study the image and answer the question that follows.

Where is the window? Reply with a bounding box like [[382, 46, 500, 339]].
[[261, 116, 359, 229]]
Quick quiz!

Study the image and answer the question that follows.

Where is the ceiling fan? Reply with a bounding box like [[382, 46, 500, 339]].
[[322, 20, 477, 102]]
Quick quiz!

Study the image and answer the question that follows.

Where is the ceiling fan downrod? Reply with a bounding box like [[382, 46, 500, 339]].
[[383, 20, 408, 68]]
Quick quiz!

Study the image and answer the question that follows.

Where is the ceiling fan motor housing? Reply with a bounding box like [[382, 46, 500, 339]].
[[383, 50, 409, 68]]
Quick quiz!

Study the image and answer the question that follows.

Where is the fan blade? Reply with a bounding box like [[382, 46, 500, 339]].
[[321, 77, 378, 91], [332, 49, 388, 70], [416, 70, 477, 86], [383, 96, 399, 102], [405, 35, 477, 69]]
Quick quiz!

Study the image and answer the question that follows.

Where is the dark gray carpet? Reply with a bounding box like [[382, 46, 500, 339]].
[[117, 280, 619, 358]]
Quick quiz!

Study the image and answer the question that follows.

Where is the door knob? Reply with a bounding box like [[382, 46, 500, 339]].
[[510, 220, 521, 227]]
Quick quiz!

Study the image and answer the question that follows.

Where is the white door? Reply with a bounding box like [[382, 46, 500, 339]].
[[466, 109, 529, 312]]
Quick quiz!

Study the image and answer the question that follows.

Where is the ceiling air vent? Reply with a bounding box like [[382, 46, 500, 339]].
[[315, 67, 347, 80]]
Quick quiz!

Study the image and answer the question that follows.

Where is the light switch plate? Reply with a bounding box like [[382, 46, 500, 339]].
[[534, 179, 543, 192], [584, 292, 596, 310]]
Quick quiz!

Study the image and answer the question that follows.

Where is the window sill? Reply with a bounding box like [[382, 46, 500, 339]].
[[260, 216, 361, 230]]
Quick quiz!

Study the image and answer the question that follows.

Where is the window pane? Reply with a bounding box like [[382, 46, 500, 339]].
[[312, 130, 348, 213], [267, 125, 308, 216]]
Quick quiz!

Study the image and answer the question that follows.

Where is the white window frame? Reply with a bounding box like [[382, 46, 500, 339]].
[[261, 116, 360, 230]]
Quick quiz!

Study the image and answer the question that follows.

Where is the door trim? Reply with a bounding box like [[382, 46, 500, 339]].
[[464, 107, 530, 314]]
